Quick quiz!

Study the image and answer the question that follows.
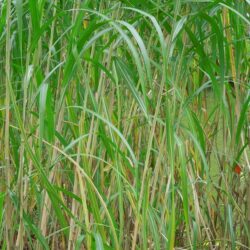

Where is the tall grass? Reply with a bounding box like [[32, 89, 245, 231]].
[[0, 0, 249, 249]]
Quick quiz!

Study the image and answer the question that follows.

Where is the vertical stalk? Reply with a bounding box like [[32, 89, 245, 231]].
[[223, 8, 240, 119], [4, 0, 12, 249], [15, 19, 32, 249], [38, 1, 59, 246], [45, 0, 57, 76], [68, 110, 91, 250]]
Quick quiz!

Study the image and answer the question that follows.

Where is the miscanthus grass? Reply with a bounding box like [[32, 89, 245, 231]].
[[0, 0, 249, 249]]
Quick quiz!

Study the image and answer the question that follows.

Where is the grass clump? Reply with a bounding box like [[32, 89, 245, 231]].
[[0, 0, 249, 249]]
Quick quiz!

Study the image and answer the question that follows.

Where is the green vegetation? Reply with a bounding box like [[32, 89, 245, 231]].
[[0, 0, 249, 249]]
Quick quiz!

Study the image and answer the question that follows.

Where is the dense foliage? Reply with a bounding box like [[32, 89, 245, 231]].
[[0, 0, 249, 249]]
